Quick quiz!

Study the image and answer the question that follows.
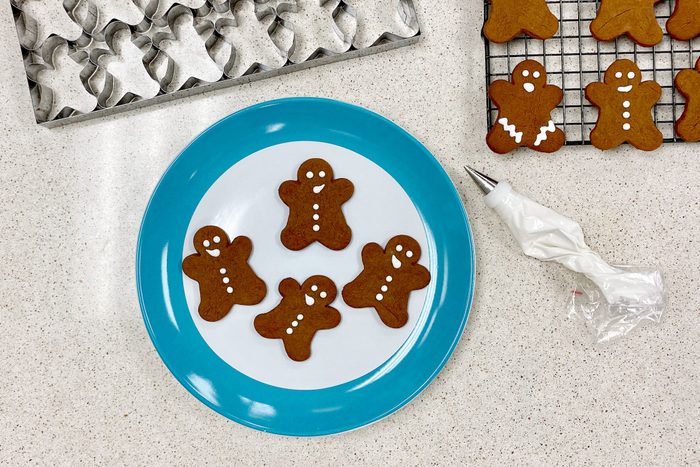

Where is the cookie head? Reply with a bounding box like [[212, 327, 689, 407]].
[[297, 158, 334, 192], [386, 235, 422, 269], [193, 225, 228, 257], [301, 275, 337, 306], [512, 60, 547, 93], [605, 60, 642, 92]]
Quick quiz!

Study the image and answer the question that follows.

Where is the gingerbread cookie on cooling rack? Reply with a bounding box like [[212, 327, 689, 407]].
[[667, 0, 700, 41], [279, 158, 354, 251], [483, 0, 559, 43], [590, 0, 664, 47], [182, 226, 267, 322], [254, 276, 341, 362], [342, 235, 430, 329], [585, 59, 663, 151], [675, 57, 700, 142], [487, 60, 564, 154]]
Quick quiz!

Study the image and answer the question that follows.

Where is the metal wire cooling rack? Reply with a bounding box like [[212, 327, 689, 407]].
[[483, 0, 700, 145]]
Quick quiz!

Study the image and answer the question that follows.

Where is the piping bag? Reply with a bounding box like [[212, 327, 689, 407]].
[[465, 167, 665, 342]]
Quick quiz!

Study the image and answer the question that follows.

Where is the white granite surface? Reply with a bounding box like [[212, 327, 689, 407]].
[[0, 1, 698, 465]]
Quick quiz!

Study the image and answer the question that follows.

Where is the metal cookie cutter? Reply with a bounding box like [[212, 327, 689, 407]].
[[11, 0, 422, 127]]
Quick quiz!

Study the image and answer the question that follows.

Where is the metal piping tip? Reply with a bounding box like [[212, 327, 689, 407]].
[[464, 166, 499, 194]]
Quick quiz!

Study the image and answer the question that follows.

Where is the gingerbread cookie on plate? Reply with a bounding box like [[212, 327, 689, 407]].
[[667, 0, 700, 41], [487, 60, 564, 154], [483, 0, 559, 43], [279, 158, 354, 251], [254, 276, 341, 362], [343, 235, 430, 329], [585, 59, 663, 151], [182, 226, 267, 321], [675, 57, 700, 142], [590, 0, 663, 47]]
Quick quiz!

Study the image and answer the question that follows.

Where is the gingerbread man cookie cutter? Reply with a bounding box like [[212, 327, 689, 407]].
[[10, 0, 421, 126]]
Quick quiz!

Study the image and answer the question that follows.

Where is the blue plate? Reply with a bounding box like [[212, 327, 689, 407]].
[[136, 97, 475, 436]]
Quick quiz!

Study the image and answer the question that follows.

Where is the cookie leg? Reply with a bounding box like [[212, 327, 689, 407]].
[[677, 110, 700, 142], [523, 3, 559, 40], [319, 223, 352, 250], [281, 225, 313, 251], [486, 124, 522, 154], [630, 124, 664, 151], [283, 335, 312, 362], [628, 21, 663, 47], [590, 14, 627, 41], [483, 8, 520, 43], [532, 127, 565, 153], [590, 125, 625, 150]]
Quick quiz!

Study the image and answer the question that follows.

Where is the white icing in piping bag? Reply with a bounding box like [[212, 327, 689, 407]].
[[465, 167, 664, 306]]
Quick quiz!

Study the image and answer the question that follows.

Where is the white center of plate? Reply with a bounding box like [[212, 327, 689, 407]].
[[183, 141, 430, 390]]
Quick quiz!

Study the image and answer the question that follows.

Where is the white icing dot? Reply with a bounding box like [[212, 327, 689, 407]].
[[313, 224, 320, 232], [219, 268, 226, 274], [623, 111, 631, 118], [320, 291, 327, 298], [623, 101, 631, 108], [522, 70, 529, 77], [311, 285, 318, 292], [533, 71, 541, 78], [376, 293, 383, 301], [297, 314, 304, 320], [203, 240, 210, 247], [306, 171, 313, 179], [286, 328, 293, 334], [292, 321, 298, 327], [226, 286, 233, 293], [319, 171, 326, 177], [406, 251, 414, 258], [386, 275, 393, 282], [213, 236, 220, 243], [381, 285, 388, 292], [628, 71, 635, 79], [396, 245, 403, 252], [313, 213, 320, 221], [615, 71, 623, 78], [623, 123, 631, 130], [223, 277, 230, 284], [313, 204, 319, 210]]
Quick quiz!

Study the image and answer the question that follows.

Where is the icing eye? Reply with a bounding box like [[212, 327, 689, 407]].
[[320, 291, 327, 298], [319, 171, 326, 177], [533, 71, 541, 78], [615, 71, 623, 79], [311, 285, 318, 292], [396, 244, 403, 252], [628, 71, 635, 79], [306, 171, 313, 179], [406, 250, 414, 258], [213, 236, 220, 243], [203, 240, 210, 247], [522, 70, 529, 77]]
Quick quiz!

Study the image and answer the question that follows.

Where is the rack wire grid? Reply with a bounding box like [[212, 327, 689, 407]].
[[483, 0, 700, 145]]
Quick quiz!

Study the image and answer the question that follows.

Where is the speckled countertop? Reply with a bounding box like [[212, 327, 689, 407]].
[[1, 1, 698, 465]]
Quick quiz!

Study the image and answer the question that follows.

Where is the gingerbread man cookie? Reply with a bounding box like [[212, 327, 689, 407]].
[[667, 0, 700, 41], [182, 226, 267, 322], [342, 235, 430, 329], [675, 57, 700, 142], [590, 0, 663, 47], [483, 0, 559, 43], [279, 158, 354, 251], [254, 276, 341, 361], [487, 60, 565, 154], [585, 60, 663, 151]]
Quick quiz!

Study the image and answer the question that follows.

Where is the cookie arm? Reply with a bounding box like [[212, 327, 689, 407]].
[[361, 243, 384, 266], [676, 69, 700, 95], [278, 180, 298, 206], [181, 254, 202, 279], [278, 277, 299, 296], [316, 307, 341, 329], [584, 82, 606, 106], [334, 178, 354, 203], [230, 235, 253, 260], [640, 80, 662, 103], [543, 84, 564, 106], [488, 80, 513, 109]]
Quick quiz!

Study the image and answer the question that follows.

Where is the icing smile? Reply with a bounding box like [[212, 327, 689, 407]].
[[312, 184, 325, 194], [206, 248, 221, 257], [617, 85, 633, 92], [304, 294, 315, 306], [391, 255, 402, 269]]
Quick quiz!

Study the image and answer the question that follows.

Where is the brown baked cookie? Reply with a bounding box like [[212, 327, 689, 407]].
[[590, 0, 663, 47], [254, 276, 341, 362], [342, 235, 430, 329], [279, 158, 354, 251], [667, 0, 700, 41], [182, 226, 267, 322], [676, 57, 700, 142], [487, 60, 564, 154], [585, 59, 663, 151], [483, 0, 559, 43]]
